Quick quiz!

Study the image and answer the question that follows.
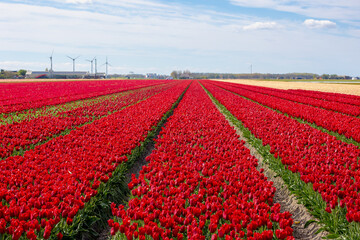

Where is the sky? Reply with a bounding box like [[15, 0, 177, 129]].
[[0, 0, 359, 76]]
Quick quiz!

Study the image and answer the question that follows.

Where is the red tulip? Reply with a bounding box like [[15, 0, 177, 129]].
[[108, 82, 293, 239], [202, 80, 360, 223]]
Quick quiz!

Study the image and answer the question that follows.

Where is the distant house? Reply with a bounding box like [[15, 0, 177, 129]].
[[26, 71, 49, 78], [25, 71, 103, 79], [146, 73, 158, 79], [338, 75, 352, 80]]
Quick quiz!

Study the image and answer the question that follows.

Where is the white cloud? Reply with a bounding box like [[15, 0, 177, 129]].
[[0, 1, 359, 75], [66, 0, 92, 4], [230, 0, 360, 22], [58, 0, 170, 9], [100, 0, 168, 8], [230, 0, 276, 8], [0, 61, 46, 71], [0, 60, 90, 72], [348, 29, 360, 38], [303, 19, 336, 29], [243, 21, 277, 30], [0, 2, 254, 54]]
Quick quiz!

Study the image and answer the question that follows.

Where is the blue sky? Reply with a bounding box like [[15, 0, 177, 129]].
[[0, 0, 359, 76]]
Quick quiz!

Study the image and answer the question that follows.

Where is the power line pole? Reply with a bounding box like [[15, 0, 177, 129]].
[[49, 50, 54, 78], [95, 57, 97, 78]]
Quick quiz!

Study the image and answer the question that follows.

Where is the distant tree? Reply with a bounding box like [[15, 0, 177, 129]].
[[18, 69, 27, 76], [180, 70, 191, 79], [330, 74, 338, 79], [171, 70, 179, 79], [0, 70, 17, 79], [321, 74, 330, 79]]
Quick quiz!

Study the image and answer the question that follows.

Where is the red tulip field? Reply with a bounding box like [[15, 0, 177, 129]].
[[0, 79, 359, 239]]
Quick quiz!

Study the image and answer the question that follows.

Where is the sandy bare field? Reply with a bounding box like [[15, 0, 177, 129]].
[[214, 79, 360, 96]]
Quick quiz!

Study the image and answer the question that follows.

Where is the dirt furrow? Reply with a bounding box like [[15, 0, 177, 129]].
[[207, 87, 328, 240]]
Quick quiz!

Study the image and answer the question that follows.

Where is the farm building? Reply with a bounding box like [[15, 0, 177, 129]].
[[25, 71, 105, 79]]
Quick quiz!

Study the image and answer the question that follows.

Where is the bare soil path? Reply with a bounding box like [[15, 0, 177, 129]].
[[206, 85, 328, 240]]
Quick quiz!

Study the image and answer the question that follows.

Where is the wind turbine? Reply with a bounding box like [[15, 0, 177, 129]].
[[67, 55, 80, 72], [94, 57, 97, 77], [86, 57, 95, 74], [101, 57, 112, 79], [49, 50, 54, 78]]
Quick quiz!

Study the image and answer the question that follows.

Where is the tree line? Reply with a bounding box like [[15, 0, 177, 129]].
[[0, 69, 26, 79], [170, 71, 353, 80]]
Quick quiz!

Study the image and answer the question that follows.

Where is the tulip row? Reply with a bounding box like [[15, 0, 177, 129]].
[[0, 82, 174, 126], [201, 81, 360, 233], [0, 80, 168, 114], [288, 89, 360, 107], [0, 82, 178, 159], [0, 81, 189, 240], [210, 81, 360, 142], [215, 81, 360, 117], [109, 82, 294, 240]]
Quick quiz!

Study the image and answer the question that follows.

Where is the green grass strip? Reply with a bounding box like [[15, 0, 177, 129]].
[[0, 93, 118, 125], [233, 84, 360, 119], [57, 83, 190, 240], [0, 84, 167, 126], [215, 84, 360, 149], [201, 82, 360, 240], [2, 86, 173, 161]]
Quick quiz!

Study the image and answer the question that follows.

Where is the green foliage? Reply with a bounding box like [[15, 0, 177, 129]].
[[171, 70, 192, 79], [0, 69, 17, 79], [57, 82, 190, 240], [18, 69, 27, 76], [174, 72, 321, 80], [201, 82, 360, 240], [219, 86, 360, 149]]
